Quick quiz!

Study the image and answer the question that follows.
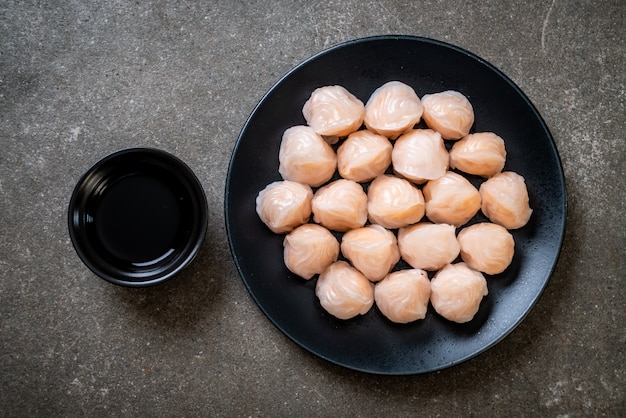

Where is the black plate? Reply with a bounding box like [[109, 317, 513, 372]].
[[225, 36, 566, 375]]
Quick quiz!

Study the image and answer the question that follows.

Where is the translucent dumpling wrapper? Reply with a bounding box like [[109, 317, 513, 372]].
[[255, 180, 313, 234], [278, 125, 337, 187], [423, 171, 481, 226], [311, 179, 368, 232], [315, 260, 374, 320], [392, 129, 449, 184], [364, 81, 424, 139], [398, 222, 460, 271], [449, 132, 507, 177], [367, 174, 425, 229], [479, 171, 532, 229], [421, 90, 475, 140], [374, 269, 431, 324], [337, 130, 392, 183], [283, 224, 340, 280], [302, 85, 365, 137], [322, 135, 340, 145], [430, 262, 488, 323], [341, 224, 400, 282], [457, 222, 515, 275]]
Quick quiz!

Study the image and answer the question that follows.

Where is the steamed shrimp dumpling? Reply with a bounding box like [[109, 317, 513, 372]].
[[430, 263, 488, 323], [315, 261, 374, 320], [311, 179, 368, 232], [303, 85, 365, 137], [341, 224, 400, 282], [283, 224, 340, 279], [397, 222, 460, 271], [364, 81, 423, 139], [375, 269, 431, 324], [337, 130, 392, 183], [479, 171, 532, 229], [255, 181, 313, 234], [392, 129, 449, 184], [423, 171, 481, 227], [421, 90, 474, 140], [367, 174, 425, 229], [449, 132, 507, 177], [457, 223, 515, 275], [278, 125, 337, 187]]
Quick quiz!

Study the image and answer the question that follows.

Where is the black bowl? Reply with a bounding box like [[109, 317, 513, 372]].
[[225, 36, 566, 375], [69, 148, 208, 287]]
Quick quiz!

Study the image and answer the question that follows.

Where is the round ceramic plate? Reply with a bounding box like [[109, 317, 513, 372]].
[[225, 35, 566, 375]]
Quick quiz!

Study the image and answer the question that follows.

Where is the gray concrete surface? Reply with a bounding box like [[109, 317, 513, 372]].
[[1, 1, 624, 416]]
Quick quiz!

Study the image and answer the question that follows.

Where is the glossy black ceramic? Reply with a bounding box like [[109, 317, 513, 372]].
[[225, 36, 566, 374], [69, 148, 208, 287]]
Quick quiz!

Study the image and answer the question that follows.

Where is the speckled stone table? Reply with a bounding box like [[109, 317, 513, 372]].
[[1, 1, 624, 416]]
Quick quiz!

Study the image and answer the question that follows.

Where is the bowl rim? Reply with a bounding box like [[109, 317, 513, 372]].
[[68, 147, 208, 287]]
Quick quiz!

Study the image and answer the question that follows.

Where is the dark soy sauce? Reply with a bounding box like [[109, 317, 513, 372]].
[[94, 173, 182, 266]]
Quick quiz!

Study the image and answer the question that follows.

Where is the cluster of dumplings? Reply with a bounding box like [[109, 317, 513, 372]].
[[256, 81, 532, 324]]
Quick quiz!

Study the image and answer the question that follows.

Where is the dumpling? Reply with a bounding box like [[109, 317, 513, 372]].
[[479, 171, 532, 229], [311, 179, 368, 232], [302, 85, 365, 137], [283, 224, 340, 279], [374, 269, 431, 324], [256, 180, 313, 233], [337, 130, 392, 183], [364, 81, 423, 139], [423, 171, 481, 226], [315, 260, 374, 320], [392, 129, 449, 184], [457, 223, 515, 275], [421, 90, 474, 140], [449, 132, 507, 177], [278, 125, 337, 187], [430, 263, 488, 323], [397, 222, 460, 271], [367, 174, 425, 229], [341, 224, 400, 282]]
